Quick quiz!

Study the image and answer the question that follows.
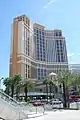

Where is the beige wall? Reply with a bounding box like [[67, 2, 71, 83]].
[[10, 24, 13, 56], [10, 20, 22, 77]]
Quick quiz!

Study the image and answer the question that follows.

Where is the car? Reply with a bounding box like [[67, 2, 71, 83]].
[[70, 95, 78, 102], [32, 102, 44, 106], [50, 99, 62, 104]]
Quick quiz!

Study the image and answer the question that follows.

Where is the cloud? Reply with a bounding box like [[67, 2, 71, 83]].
[[67, 53, 75, 57], [77, 53, 80, 55], [44, 0, 56, 9]]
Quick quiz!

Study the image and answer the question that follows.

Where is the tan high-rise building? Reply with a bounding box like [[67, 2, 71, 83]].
[[10, 15, 68, 80], [10, 15, 34, 78]]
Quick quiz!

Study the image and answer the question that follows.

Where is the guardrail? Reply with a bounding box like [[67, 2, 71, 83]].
[[0, 90, 21, 107], [0, 90, 28, 119], [1, 90, 79, 119], [0, 91, 45, 119]]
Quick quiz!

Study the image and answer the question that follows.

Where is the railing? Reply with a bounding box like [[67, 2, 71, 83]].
[[2, 90, 80, 119], [1, 91, 80, 120], [0, 90, 21, 108], [0, 90, 28, 119], [0, 91, 46, 119]]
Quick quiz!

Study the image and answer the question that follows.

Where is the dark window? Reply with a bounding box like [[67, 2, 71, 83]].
[[58, 52, 60, 56], [34, 29, 36, 33], [57, 50, 59, 53], [40, 41, 42, 45], [40, 48, 42, 51], [38, 64, 40, 67], [37, 29, 38, 33], [40, 89, 42, 92], [60, 47, 63, 52], [40, 37, 41, 40], [61, 53, 63, 56], [56, 40, 59, 47], [40, 55, 42, 58], [37, 36, 39, 39], [58, 56, 60, 62], [43, 58, 45, 61], [61, 59, 64, 62], [59, 32, 62, 36], [42, 31, 44, 36], [40, 57, 42, 61], [61, 54, 64, 62], [58, 59, 60, 62], [39, 30, 41, 34], [44, 69, 46, 77], [38, 68, 40, 80], [38, 68, 40, 72], [57, 47, 59, 49], [56, 32, 58, 36], [60, 40, 62, 46]]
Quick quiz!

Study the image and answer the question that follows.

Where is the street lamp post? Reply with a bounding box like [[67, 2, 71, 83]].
[[49, 72, 57, 100], [49, 76, 52, 100], [0, 77, 4, 89]]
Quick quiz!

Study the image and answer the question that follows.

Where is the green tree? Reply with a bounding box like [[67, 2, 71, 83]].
[[48, 76, 58, 99], [3, 77, 11, 95], [22, 79, 34, 102], [4, 74, 22, 98], [57, 71, 73, 108], [43, 78, 49, 101], [71, 73, 80, 95], [15, 82, 23, 101], [27, 97, 31, 104], [75, 74, 80, 94], [11, 74, 22, 98], [43, 76, 57, 101]]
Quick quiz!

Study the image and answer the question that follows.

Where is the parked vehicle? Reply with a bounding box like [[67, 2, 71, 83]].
[[70, 95, 78, 102], [32, 102, 44, 106], [50, 99, 62, 104]]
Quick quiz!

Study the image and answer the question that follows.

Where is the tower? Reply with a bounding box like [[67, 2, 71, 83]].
[[45, 30, 68, 74], [33, 24, 46, 80], [10, 15, 34, 78]]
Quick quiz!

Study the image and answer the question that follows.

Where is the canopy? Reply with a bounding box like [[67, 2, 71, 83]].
[[49, 72, 57, 76]]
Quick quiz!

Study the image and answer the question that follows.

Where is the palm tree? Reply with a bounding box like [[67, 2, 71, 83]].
[[43, 78, 49, 101], [11, 74, 22, 98], [16, 82, 23, 101], [76, 74, 80, 95], [13, 74, 22, 85], [3, 74, 22, 98], [22, 79, 34, 102], [3, 77, 11, 95], [43, 76, 57, 101], [49, 80, 58, 99], [13, 74, 22, 98], [48, 80, 54, 99], [57, 71, 72, 108], [71, 73, 80, 95]]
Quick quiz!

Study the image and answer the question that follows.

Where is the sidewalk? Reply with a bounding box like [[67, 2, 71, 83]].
[[24, 110, 80, 120]]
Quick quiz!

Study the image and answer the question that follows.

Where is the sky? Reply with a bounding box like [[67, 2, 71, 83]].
[[0, 0, 80, 78]]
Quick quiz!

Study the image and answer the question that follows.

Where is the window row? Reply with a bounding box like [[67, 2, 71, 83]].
[[37, 68, 46, 80], [34, 29, 44, 35]]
